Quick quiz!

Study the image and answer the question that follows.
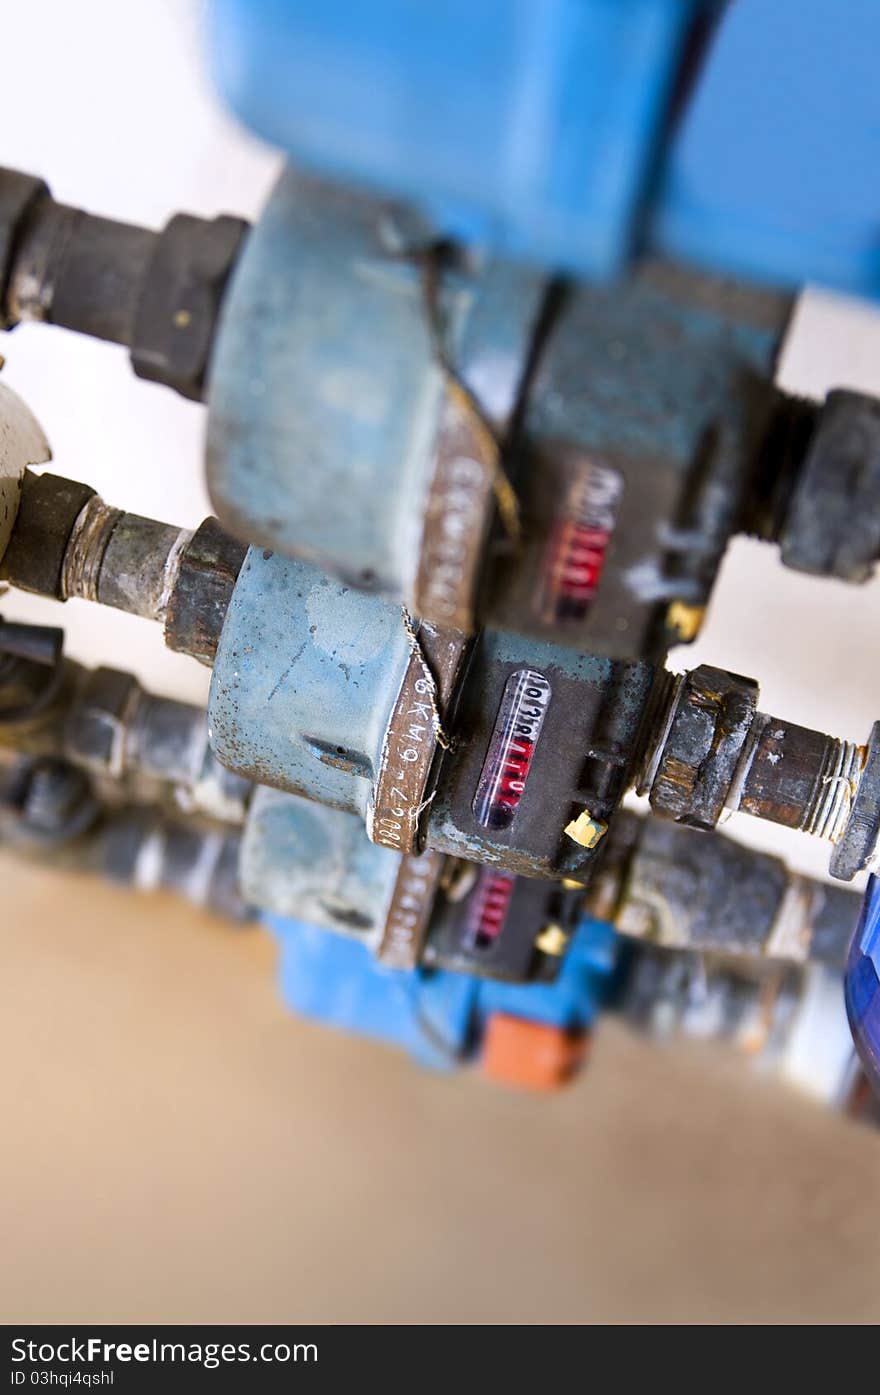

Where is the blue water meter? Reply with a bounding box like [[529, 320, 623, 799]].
[[845, 875, 880, 1092]]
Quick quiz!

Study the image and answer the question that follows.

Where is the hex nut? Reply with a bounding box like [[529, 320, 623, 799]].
[[131, 214, 249, 401], [0, 168, 48, 328], [830, 721, 880, 880], [65, 667, 141, 777], [648, 664, 759, 830], [0, 472, 96, 598], [780, 389, 880, 583], [163, 516, 247, 665]]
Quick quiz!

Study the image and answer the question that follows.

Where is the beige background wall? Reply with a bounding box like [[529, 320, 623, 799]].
[[2, 1, 880, 1323]]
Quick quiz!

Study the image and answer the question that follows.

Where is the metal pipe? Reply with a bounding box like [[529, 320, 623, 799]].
[[0, 647, 251, 825], [588, 811, 862, 968], [0, 761, 252, 923], [0, 166, 249, 401], [1, 471, 245, 665], [638, 663, 880, 881], [6, 198, 157, 345]]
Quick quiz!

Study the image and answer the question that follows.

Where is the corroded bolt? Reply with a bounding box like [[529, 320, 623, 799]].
[[638, 664, 880, 882], [1, 471, 246, 666]]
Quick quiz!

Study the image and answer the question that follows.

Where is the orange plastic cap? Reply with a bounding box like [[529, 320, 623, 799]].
[[480, 1013, 588, 1091]]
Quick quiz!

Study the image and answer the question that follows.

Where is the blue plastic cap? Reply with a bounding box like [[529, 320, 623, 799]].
[[845, 874, 880, 1093], [265, 912, 479, 1070], [206, 0, 706, 279], [476, 916, 619, 1032]]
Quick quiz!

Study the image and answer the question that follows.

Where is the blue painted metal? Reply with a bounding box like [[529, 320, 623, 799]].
[[656, 0, 880, 297], [270, 913, 479, 1069], [241, 788, 400, 951], [207, 165, 546, 591], [206, 163, 790, 660], [477, 916, 618, 1033], [207, 0, 880, 297], [268, 908, 619, 1071], [207, 168, 447, 587], [845, 875, 880, 1096], [207, 0, 704, 279], [241, 780, 592, 981], [209, 545, 658, 882], [208, 549, 410, 816]]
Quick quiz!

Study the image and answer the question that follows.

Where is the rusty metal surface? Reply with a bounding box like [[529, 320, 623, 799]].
[[1, 471, 197, 627], [3, 467, 240, 663], [163, 516, 246, 666], [368, 623, 468, 853], [61, 494, 124, 603], [739, 715, 840, 831], [1, 471, 96, 599], [778, 389, 880, 583], [830, 721, 880, 880], [608, 815, 861, 966], [639, 659, 878, 876], [427, 630, 658, 881], [95, 513, 191, 622], [411, 391, 496, 632], [646, 664, 758, 829], [376, 851, 445, 969]]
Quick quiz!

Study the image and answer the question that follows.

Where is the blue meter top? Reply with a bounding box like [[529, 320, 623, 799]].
[[846, 875, 880, 1092]]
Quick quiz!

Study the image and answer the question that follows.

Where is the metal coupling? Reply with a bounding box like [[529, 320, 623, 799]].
[[0, 471, 246, 665], [748, 387, 880, 584], [60, 666, 251, 824], [637, 663, 880, 881], [0, 755, 99, 847], [97, 808, 253, 922], [587, 810, 862, 968], [0, 758, 252, 923], [0, 614, 251, 823], [0, 166, 249, 401]]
